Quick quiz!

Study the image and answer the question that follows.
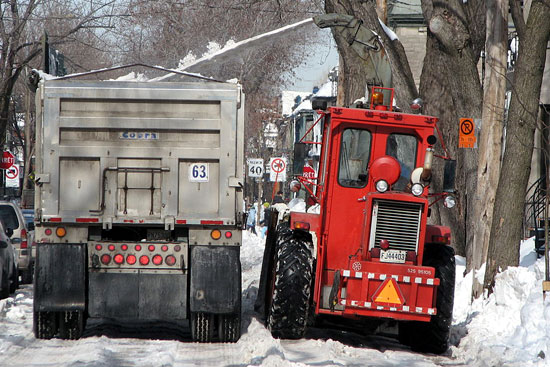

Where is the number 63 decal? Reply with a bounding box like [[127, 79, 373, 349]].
[[189, 163, 209, 182]]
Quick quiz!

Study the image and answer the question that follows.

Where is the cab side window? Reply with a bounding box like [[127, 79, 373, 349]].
[[386, 133, 418, 191], [338, 128, 371, 188]]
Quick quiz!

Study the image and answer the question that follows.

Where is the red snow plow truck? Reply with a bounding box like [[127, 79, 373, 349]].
[[257, 87, 457, 354]]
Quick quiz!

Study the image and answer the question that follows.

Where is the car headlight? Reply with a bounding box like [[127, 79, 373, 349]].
[[376, 180, 388, 193], [444, 195, 456, 208], [411, 183, 424, 196]]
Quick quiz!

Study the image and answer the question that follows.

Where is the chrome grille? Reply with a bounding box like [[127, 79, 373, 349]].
[[369, 200, 422, 252]]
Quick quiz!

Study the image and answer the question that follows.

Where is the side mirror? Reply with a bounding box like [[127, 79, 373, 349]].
[[0, 240, 7, 249], [443, 159, 457, 193], [5, 228, 13, 238]]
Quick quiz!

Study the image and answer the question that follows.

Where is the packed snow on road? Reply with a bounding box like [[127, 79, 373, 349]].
[[0, 233, 549, 367]]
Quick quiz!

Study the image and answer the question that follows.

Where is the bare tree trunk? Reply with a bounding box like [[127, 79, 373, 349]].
[[485, 0, 550, 292], [470, 0, 508, 298], [324, 0, 418, 109], [420, 0, 485, 257]]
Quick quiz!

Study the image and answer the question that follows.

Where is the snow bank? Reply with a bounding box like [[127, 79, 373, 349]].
[[452, 237, 550, 366]]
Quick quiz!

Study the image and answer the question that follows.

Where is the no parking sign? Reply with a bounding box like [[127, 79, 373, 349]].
[[6, 164, 19, 188]]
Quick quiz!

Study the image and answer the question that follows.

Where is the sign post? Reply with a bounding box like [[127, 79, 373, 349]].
[[269, 157, 287, 202]]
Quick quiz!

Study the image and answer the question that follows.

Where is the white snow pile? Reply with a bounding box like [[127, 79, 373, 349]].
[[452, 237, 550, 366]]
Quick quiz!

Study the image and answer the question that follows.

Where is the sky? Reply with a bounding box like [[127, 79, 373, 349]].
[[287, 28, 339, 93]]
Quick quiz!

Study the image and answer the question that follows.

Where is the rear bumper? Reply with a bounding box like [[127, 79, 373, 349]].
[[318, 262, 439, 322]]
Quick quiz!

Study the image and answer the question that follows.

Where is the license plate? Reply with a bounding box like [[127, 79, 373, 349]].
[[380, 249, 407, 263]]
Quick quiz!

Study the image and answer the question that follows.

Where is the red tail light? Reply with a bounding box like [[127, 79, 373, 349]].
[[161, 245, 168, 252], [127, 255, 137, 265], [139, 255, 150, 265], [101, 254, 111, 265], [152, 255, 163, 265], [148, 245, 155, 252], [225, 231, 232, 239], [21, 228, 28, 249], [431, 235, 450, 245], [135, 245, 142, 251], [121, 244, 128, 251], [114, 254, 124, 264], [293, 221, 310, 231], [95, 244, 103, 251], [108, 244, 115, 251], [165, 255, 176, 266]]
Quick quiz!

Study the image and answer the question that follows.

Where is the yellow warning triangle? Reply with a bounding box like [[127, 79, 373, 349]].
[[373, 278, 404, 305]]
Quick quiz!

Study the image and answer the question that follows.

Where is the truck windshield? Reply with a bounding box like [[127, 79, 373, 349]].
[[338, 128, 371, 188], [386, 133, 418, 191]]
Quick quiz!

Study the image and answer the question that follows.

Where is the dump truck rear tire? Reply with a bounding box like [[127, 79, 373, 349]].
[[218, 312, 241, 342], [59, 310, 85, 340], [399, 243, 455, 354], [267, 223, 314, 339], [191, 312, 215, 342], [34, 311, 57, 339]]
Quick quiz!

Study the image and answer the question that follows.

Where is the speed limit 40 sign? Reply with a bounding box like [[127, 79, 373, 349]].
[[247, 158, 264, 177]]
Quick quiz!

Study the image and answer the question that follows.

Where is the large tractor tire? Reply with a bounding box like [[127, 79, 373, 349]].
[[267, 222, 314, 339], [399, 243, 455, 354]]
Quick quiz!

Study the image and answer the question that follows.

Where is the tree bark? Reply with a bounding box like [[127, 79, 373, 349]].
[[420, 0, 484, 257], [324, 0, 418, 109], [485, 0, 550, 292], [470, 0, 508, 298]]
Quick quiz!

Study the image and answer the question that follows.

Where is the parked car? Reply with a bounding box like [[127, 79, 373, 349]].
[[0, 220, 18, 298], [0, 202, 34, 284]]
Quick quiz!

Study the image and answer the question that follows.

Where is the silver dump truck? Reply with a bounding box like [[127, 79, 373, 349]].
[[33, 78, 244, 342]]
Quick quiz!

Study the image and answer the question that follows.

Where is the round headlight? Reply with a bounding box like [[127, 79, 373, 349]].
[[375, 180, 388, 193], [411, 183, 424, 196], [444, 195, 456, 208]]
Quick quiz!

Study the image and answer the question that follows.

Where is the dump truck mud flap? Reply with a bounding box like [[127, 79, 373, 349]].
[[34, 243, 86, 312], [190, 245, 241, 314]]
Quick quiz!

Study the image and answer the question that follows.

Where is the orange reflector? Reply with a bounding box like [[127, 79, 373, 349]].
[[372, 278, 405, 305], [211, 229, 222, 240], [56, 227, 66, 238]]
